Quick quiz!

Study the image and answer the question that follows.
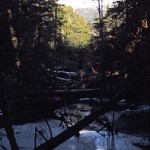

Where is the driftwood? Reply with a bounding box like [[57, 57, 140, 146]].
[[34, 90, 125, 150]]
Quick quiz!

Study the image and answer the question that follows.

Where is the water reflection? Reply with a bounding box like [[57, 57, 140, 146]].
[[95, 133, 116, 150], [107, 135, 116, 150]]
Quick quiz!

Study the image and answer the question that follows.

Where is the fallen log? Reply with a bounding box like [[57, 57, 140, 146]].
[[34, 90, 125, 150], [11, 88, 101, 98]]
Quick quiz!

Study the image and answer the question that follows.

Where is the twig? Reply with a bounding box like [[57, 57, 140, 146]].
[[35, 127, 48, 142], [45, 119, 53, 139]]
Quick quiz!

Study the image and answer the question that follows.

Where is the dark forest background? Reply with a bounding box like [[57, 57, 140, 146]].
[[0, 0, 149, 149]]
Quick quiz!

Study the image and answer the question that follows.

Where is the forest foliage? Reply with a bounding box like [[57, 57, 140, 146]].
[[89, 0, 149, 104], [0, 0, 149, 101], [0, 1, 149, 149], [57, 6, 92, 48]]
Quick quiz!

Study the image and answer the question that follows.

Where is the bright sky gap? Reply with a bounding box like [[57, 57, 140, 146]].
[[58, 0, 116, 9]]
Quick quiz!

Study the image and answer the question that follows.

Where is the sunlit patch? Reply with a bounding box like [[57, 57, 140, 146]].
[[79, 130, 94, 134]]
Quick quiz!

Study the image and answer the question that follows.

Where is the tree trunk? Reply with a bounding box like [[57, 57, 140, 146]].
[[0, 0, 19, 148], [1, 96, 19, 150], [0, 75, 19, 150]]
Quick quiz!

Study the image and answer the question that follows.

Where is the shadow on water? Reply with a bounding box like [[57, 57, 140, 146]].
[[107, 135, 116, 150]]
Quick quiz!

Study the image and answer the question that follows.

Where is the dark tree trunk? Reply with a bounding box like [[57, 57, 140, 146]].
[[0, 76, 19, 150], [1, 96, 19, 150], [0, 0, 19, 149]]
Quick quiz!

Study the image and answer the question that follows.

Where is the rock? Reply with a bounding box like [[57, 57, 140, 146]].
[[116, 99, 128, 110]]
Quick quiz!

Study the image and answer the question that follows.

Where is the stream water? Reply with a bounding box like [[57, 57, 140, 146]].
[[0, 118, 149, 150]]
